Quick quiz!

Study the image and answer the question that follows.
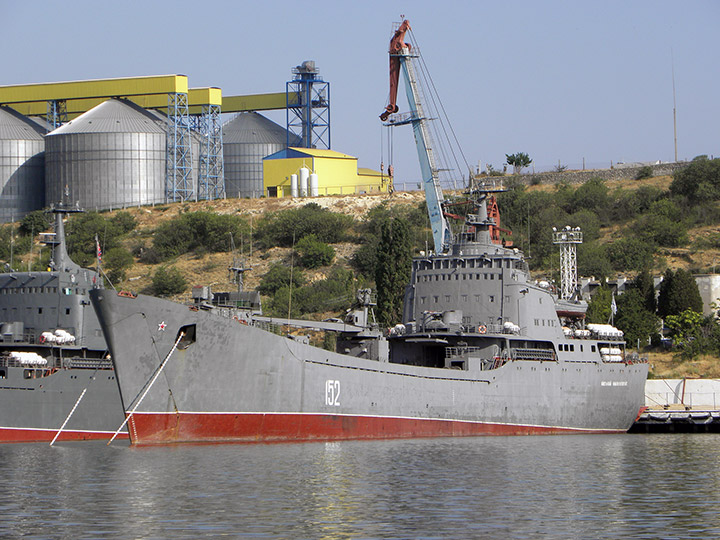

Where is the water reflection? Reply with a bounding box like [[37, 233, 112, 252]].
[[0, 435, 719, 538]]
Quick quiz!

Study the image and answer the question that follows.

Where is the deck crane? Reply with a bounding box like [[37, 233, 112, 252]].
[[379, 20, 452, 255]]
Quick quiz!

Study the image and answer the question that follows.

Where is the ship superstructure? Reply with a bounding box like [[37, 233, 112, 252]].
[[0, 204, 127, 442]]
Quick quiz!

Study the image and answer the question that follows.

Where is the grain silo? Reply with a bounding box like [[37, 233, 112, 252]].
[[223, 112, 299, 198], [45, 99, 166, 210], [0, 106, 47, 223]]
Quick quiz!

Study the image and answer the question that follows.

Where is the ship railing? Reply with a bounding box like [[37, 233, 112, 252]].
[[445, 346, 484, 359], [63, 358, 113, 370], [0, 355, 61, 369], [510, 348, 556, 362], [0, 331, 38, 344]]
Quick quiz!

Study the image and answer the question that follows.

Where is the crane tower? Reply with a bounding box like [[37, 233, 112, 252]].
[[553, 226, 583, 300]]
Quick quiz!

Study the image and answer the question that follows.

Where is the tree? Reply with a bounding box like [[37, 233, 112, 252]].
[[19, 210, 51, 237], [657, 268, 703, 318], [586, 285, 612, 324], [615, 289, 660, 347], [506, 152, 532, 174], [103, 247, 134, 283], [631, 269, 657, 314], [151, 266, 187, 297], [375, 217, 412, 326], [669, 157, 720, 202]]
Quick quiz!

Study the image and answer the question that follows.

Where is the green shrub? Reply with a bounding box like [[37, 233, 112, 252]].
[[110, 211, 137, 234], [103, 247, 134, 283], [255, 203, 353, 248], [152, 211, 247, 260], [635, 166, 653, 180], [151, 266, 187, 297], [295, 235, 335, 268], [258, 263, 306, 296], [670, 158, 720, 202], [19, 210, 51, 236], [606, 237, 654, 271]]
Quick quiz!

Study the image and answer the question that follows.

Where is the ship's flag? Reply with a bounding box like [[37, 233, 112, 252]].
[[95, 235, 102, 263], [611, 292, 617, 316]]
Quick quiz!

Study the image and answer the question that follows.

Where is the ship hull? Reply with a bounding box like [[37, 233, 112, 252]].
[[0, 365, 128, 443], [92, 291, 648, 446]]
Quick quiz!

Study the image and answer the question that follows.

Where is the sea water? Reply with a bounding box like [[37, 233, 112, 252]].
[[0, 434, 718, 539]]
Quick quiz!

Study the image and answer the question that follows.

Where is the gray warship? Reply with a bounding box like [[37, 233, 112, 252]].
[[0, 204, 127, 442], [90, 179, 648, 445]]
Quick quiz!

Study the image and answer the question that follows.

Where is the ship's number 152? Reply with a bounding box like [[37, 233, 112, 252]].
[[325, 380, 340, 406]]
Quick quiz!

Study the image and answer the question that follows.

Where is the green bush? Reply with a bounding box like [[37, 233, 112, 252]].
[[670, 158, 720, 202], [152, 211, 247, 260], [66, 213, 124, 267], [258, 263, 306, 296], [266, 267, 354, 317], [296, 234, 335, 268], [151, 266, 187, 297], [255, 203, 353, 248], [104, 247, 134, 283], [110, 211, 137, 234], [19, 210, 51, 236], [606, 237, 654, 271], [634, 213, 688, 247], [635, 166, 653, 180]]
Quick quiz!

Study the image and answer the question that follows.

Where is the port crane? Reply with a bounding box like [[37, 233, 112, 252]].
[[379, 20, 452, 255]]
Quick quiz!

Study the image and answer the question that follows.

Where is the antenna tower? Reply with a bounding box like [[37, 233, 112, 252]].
[[552, 226, 583, 300]]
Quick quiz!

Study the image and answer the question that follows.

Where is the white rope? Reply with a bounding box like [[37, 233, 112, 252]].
[[50, 388, 87, 446], [107, 331, 184, 445]]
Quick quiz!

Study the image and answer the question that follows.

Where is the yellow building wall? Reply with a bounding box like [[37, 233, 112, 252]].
[[263, 155, 389, 197]]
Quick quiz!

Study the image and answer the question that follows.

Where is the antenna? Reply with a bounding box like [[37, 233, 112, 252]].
[[671, 48, 678, 162]]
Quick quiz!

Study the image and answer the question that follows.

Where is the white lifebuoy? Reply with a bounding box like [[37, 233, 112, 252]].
[[478, 325, 487, 334]]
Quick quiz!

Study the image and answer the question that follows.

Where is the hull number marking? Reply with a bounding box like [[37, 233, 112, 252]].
[[325, 380, 340, 406]]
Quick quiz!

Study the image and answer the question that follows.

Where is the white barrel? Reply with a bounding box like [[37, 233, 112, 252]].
[[299, 167, 309, 197], [290, 174, 298, 197], [309, 172, 319, 197]]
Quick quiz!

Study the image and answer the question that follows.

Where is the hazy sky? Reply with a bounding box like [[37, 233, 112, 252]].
[[1, 0, 717, 185]]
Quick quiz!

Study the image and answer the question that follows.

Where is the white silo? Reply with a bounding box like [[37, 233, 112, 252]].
[[45, 99, 166, 210], [222, 112, 300, 198], [0, 106, 47, 223], [290, 173, 298, 197]]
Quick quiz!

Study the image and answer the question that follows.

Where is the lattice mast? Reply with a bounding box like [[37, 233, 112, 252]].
[[552, 226, 583, 300]]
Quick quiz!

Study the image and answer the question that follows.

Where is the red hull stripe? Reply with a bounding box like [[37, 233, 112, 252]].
[[0, 427, 129, 443], [127, 412, 625, 445]]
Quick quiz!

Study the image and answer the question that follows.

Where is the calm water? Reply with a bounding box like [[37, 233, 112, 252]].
[[0, 434, 718, 539]]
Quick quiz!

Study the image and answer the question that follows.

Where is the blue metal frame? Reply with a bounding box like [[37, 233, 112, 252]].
[[286, 65, 330, 149], [166, 92, 194, 202], [193, 104, 225, 200], [46, 100, 67, 129]]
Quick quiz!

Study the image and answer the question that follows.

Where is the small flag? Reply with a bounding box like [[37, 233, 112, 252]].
[[95, 235, 102, 263], [611, 293, 617, 316]]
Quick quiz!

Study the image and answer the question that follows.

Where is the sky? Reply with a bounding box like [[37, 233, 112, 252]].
[[1, 0, 718, 186]]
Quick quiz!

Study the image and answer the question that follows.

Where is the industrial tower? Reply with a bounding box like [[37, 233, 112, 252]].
[[286, 61, 330, 149], [552, 226, 583, 300]]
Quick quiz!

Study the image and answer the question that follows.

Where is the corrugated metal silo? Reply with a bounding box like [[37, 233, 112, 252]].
[[45, 99, 166, 211], [223, 112, 299, 198], [0, 106, 47, 223]]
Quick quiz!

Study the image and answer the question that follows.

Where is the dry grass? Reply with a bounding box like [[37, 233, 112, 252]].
[[648, 351, 720, 379]]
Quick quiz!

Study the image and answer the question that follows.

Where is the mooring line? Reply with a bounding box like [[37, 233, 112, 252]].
[[107, 331, 184, 446], [50, 388, 88, 446]]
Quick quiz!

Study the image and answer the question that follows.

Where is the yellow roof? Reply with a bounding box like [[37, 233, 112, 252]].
[[288, 147, 356, 160], [357, 167, 384, 177]]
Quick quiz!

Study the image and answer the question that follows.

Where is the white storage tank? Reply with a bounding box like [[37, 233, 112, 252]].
[[298, 166, 309, 197], [290, 173, 298, 197], [309, 172, 319, 197], [0, 106, 48, 223], [45, 99, 167, 210]]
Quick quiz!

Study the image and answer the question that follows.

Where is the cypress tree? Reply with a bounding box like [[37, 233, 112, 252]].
[[375, 217, 412, 326], [657, 268, 703, 318]]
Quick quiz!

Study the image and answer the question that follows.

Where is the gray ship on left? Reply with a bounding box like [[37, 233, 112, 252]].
[[0, 204, 127, 442]]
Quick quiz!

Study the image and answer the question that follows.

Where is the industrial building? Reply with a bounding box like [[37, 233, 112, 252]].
[[263, 148, 389, 197], [0, 63, 382, 222]]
